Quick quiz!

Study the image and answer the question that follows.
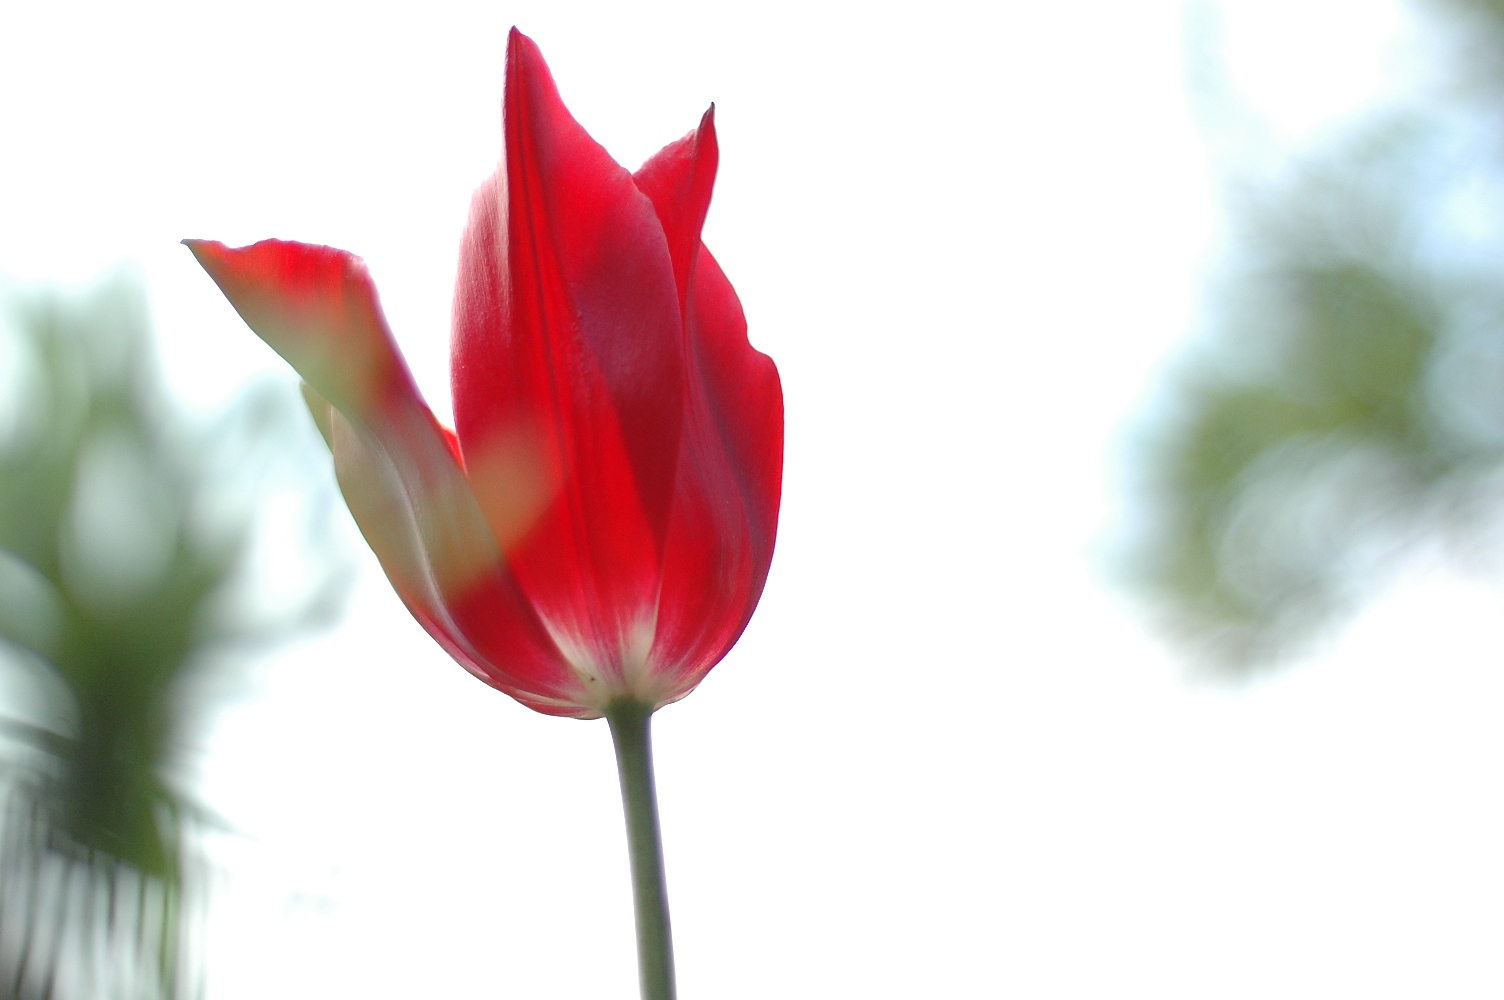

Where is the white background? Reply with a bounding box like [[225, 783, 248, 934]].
[[4, 0, 1503, 996]]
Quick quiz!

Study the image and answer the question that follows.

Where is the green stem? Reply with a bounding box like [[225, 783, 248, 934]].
[[606, 699, 676, 1000]]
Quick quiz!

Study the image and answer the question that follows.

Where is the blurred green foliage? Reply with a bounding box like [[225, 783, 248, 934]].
[[1118, 0, 1504, 669], [0, 275, 348, 998]]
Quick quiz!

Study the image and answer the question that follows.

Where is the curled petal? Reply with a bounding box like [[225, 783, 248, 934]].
[[325, 397, 595, 715], [189, 239, 591, 714], [186, 239, 413, 425]]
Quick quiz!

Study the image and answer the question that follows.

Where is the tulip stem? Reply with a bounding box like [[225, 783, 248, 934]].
[[606, 698, 676, 1000]]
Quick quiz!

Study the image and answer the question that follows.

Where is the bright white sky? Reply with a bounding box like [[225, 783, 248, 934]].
[[6, 0, 1504, 997]]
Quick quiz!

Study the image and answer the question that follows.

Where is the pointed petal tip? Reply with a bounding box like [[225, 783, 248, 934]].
[[507, 25, 539, 67], [698, 104, 718, 151], [182, 238, 217, 263], [183, 238, 237, 284]]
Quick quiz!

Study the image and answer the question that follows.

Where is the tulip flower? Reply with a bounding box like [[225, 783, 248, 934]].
[[186, 28, 781, 1000]]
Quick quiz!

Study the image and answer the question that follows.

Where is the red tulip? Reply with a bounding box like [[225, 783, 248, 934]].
[[186, 29, 782, 721]]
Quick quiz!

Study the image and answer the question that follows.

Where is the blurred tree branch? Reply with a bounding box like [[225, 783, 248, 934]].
[[1115, 0, 1504, 669]]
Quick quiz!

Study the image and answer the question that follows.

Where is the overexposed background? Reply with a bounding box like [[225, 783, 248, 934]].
[[3, 0, 1502, 996]]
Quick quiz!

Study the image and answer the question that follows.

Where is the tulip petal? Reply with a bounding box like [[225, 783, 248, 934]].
[[325, 400, 595, 715], [452, 29, 686, 696], [188, 239, 593, 714], [186, 239, 416, 426], [651, 247, 784, 699], [631, 105, 718, 317], [632, 125, 782, 698]]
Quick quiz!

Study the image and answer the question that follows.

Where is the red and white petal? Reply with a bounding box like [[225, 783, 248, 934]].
[[325, 402, 596, 715], [452, 29, 686, 694], [186, 239, 417, 427], [190, 238, 593, 714]]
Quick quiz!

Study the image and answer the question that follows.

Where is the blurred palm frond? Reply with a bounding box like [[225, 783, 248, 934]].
[[0, 274, 350, 999]]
